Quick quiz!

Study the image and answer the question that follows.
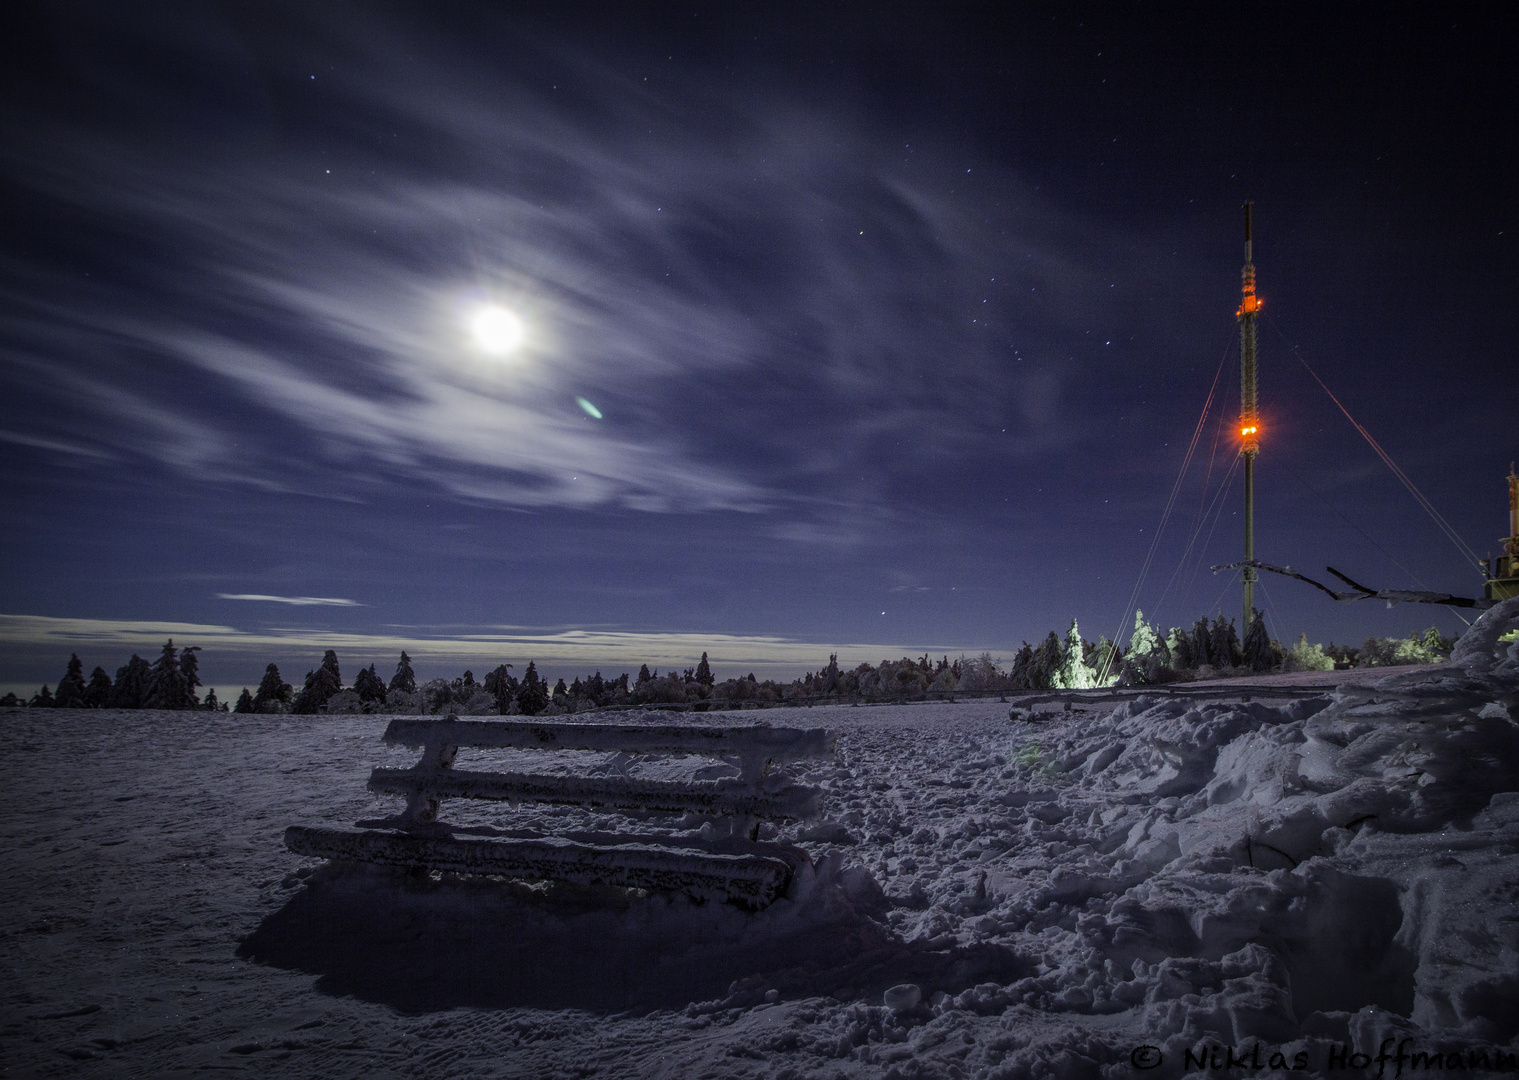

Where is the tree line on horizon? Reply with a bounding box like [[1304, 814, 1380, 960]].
[[6, 639, 210, 711], [4, 613, 1458, 713]]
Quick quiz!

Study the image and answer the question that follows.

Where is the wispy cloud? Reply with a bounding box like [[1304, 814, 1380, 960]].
[[0, 613, 975, 682], [216, 594, 362, 607], [0, 429, 116, 461], [0, 4, 1133, 531]]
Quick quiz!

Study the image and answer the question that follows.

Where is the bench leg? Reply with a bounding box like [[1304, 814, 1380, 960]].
[[404, 793, 442, 824], [399, 742, 457, 824]]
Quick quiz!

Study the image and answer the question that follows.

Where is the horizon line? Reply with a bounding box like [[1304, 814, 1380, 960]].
[[0, 612, 1008, 686]]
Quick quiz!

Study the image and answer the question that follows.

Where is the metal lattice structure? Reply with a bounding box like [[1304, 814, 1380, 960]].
[[1237, 201, 1261, 628]]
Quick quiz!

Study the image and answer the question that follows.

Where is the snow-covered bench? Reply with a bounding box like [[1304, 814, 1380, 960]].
[[284, 715, 836, 908]]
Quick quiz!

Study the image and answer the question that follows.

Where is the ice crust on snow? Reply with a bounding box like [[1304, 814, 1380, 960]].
[[2, 597, 1516, 1078]]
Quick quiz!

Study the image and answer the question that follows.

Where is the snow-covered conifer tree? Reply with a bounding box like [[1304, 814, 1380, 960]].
[[1209, 614, 1242, 669], [353, 664, 387, 704], [1128, 610, 1159, 658], [516, 661, 548, 715], [820, 654, 841, 694], [112, 654, 152, 708], [1241, 610, 1276, 672], [1008, 642, 1035, 690], [253, 663, 292, 712], [1167, 627, 1194, 670], [1089, 636, 1121, 685], [1419, 626, 1452, 656], [483, 663, 517, 712], [144, 641, 194, 709], [389, 652, 416, 694], [178, 646, 202, 706], [83, 666, 113, 708], [1056, 620, 1095, 689], [1120, 610, 1172, 683], [54, 654, 87, 708], [292, 654, 341, 714], [1030, 632, 1064, 690], [1190, 618, 1213, 667]]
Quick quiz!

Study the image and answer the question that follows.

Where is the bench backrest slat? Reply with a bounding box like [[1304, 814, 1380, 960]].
[[370, 767, 821, 819], [379, 716, 833, 828]]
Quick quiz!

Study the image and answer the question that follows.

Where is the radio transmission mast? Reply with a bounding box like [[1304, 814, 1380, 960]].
[[1237, 202, 1261, 628]]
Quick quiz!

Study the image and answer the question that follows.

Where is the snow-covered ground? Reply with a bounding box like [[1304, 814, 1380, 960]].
[[4, 600, 1517, 1079]]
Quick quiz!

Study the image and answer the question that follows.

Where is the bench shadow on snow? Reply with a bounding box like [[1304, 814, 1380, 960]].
[[238, 863, 1031, 1015]]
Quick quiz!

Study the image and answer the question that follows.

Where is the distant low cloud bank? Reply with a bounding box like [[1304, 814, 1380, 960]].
[[0, 613, 974, 685]]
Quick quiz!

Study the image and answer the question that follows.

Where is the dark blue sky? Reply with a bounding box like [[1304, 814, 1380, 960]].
[[1, 2, 1514, 691]]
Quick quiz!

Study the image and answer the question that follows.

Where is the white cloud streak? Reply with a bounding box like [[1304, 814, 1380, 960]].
[[0, 429, 116, 461], [0, 8, 1120, 530], [216, 594, 362, 607], [0, 613, 976, 681]]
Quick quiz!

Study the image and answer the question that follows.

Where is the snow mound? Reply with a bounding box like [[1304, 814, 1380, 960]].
[[4, 598, 1517, 1078]]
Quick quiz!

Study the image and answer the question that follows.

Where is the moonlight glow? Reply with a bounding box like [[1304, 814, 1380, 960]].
[[469, 305, 525, 355]]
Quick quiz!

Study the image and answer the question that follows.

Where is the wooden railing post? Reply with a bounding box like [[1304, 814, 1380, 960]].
[[402, 725, 458, 824]]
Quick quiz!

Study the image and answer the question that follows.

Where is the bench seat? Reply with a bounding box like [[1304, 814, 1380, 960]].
[[285, 824, 807, 908]]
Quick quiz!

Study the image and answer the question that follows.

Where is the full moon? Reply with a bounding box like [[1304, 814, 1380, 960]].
[[469, 305, 525, 355]]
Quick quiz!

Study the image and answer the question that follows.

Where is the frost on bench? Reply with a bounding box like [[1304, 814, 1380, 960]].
[[285, 716, 836, 908], [381, 717, 833, 780], [367, 767, 822, 819]]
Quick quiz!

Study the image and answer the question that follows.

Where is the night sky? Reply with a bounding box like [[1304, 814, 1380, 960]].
[[1, 2, 1514, 693]]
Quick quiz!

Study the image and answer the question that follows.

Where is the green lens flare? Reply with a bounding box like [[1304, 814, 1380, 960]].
[[576, 397, 603, 420]]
